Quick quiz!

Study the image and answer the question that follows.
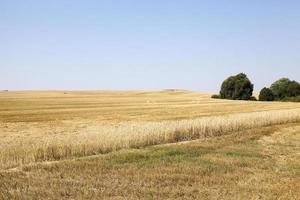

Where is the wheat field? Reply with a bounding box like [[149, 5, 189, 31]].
[[1, 90, 300, 199], [1, 90, 300, 169]]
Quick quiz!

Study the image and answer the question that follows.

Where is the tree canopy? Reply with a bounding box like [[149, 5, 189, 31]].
[[259, 87, 274, 101], [219, 73, 254, 100], [270, 78, 300, 100]]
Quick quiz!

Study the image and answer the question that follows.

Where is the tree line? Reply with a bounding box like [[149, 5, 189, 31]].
[[212, 73, 300, 102]]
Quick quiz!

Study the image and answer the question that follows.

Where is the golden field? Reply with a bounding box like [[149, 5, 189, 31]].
[[1, 90, 300, 199]]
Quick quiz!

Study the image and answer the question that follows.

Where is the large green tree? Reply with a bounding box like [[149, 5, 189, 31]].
[[287, 81, 300, 97], [270, 78, 300, 99], [219, 73, 254, 100]]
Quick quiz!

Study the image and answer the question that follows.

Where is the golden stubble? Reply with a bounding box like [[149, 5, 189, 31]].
[[1, 90, 300, 169]]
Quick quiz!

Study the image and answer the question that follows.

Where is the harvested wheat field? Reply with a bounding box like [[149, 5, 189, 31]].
[[1, 90, 300, 199]]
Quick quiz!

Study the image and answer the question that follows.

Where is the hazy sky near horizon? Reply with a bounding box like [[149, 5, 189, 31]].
[[1, 0, 300, 92]]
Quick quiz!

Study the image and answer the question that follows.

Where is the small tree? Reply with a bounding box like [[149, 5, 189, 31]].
[[211, 94, 220, 99], [259, 87, 274, 101], [219, 73, 254, 100]]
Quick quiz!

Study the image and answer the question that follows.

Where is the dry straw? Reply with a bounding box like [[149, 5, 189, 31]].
[[1, 108, 300, 169]]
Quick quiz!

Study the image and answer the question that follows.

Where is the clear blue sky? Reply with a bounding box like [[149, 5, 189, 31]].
[[1, 0, 300, 92]]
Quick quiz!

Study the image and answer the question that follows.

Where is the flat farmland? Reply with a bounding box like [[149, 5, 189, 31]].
[[1, 90, 300, 199], [0, 90, 299, 123], [1, 90, 300, 169]]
